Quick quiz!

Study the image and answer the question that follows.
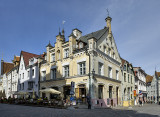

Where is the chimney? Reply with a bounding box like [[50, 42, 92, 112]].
[[105, 16, 112, 34]]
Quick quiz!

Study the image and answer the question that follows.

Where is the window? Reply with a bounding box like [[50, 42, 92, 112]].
[[28, 71, 29, 77], [131, 76, 132, 84], [89, 42, 92, 49], [20, 74, 21, 79], [19, 84, 21, 90], [113, 53, 115, 59], [124, 73, 126, 82], [32, 69, 34, 76], [23, 73, 24, 79], [64, 48, 69, 58], [64, 65, 69, 77], [103, 46, 106, 54], [51, 68, 56, 79], [116, 70, 119, 80], [108, 67, 112, 78], [109, 86, 112, 98], [21, 64, 23, 70], [108, 48, 111, 57], [79, 62, 86, 75], [98, 85, 103, 99], [124, 65, 126, 71], [28, 82, 33, 90], [128, 74, 130, 83], [51, 54, 55, 62], [98, 62, 103, 75], [79, 42, 83, 49], [22, 83, 24, 90], [42, 71, 46, 81]]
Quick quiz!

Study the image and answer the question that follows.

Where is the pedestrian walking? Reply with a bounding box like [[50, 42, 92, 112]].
[[86, 94, 91, 109]]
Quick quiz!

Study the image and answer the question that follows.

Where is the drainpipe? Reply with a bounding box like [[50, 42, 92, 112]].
[[85, 49, 91, 106]]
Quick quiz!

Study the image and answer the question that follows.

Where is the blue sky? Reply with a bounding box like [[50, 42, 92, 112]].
[[0, 0, 160, 75]]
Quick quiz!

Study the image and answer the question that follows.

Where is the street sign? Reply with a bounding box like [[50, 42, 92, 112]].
[[70, 81, 75, 95], [134, 90, 136, 97]]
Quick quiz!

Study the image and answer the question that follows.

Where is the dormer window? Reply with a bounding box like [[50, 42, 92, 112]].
[[79, 42, 83, 49], [64, 48, 69, 58], [51, 53, 55, 62]]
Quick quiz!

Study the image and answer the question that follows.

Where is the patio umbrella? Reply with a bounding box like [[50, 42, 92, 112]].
[[39, 88, 61, 94]]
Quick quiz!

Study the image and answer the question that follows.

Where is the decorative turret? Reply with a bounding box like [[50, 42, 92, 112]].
[[69, 32, 77, 55], [46, 41, 53, 62], [105, 9, 112, 34]]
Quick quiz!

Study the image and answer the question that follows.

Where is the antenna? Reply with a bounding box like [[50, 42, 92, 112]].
[[106, 8, 109, 16], [2, 52, 3, 61]]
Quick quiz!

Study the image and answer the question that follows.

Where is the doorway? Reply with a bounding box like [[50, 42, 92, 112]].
[[116, 87, 119, 105]]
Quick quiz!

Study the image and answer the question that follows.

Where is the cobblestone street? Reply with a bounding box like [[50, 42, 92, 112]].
[[0, 103, 159, 117]]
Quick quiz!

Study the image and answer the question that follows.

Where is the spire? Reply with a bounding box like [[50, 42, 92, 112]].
[[62, 20, 65, 36], [107, 8, 109, 17], [1, 52, 3, 61], [46, 40, 53, 48], [59, 27, 61, 35]]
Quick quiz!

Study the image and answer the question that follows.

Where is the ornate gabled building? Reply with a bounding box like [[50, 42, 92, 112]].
[[121, 58, 135, 107], [1, 59, 14, 98], [6, 56, 20, 98], [133, 67, 147, 105], [146, 71, 160, 104], [18, 51, 42, 98], [146, 74, 153, 102], [40, 16, 122, 107]]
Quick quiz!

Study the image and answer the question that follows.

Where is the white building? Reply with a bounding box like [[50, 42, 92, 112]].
[[1, 59, 14, 98], [133, 67, 147, 104], [18, 51, 41, 98]]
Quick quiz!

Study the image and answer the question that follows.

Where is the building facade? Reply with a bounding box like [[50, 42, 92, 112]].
[[1, 59, 14, 98], [146, 74, 153, 102], [18, 51, 40, 98], [133, 67, 147, 105], [121, 58, 135, 107], [146, 71, 160, 104], [40, 16, 122, 107]]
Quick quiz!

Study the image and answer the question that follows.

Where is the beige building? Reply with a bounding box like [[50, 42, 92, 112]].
[[40, 16, 122, 107], [121, 58, 135, 106]]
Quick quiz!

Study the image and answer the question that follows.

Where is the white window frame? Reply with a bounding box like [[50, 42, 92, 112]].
[[108, 67, 112, 78], [78, 62, 86, 75], [63, 65, 69, 77], [41, 71, 46, 81], [51, 68, 56, 79], [64, 48, 69, 58], [116, 70, 119, 80], [51, 53, 55, 62], [98, 62, 104, 75]]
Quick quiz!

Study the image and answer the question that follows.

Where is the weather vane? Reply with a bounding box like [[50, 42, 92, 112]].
[[106, 8, 109, 16], [62, 20, 66, 28]]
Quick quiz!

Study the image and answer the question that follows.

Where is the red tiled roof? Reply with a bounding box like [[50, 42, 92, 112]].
[[146, 75, 153, 83], [21, 51, 39, 67], [156, 72, 160, 77], [2, 62, 14, 74]]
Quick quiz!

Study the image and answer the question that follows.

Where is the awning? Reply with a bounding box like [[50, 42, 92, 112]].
[[39, 88, 61, 94]]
